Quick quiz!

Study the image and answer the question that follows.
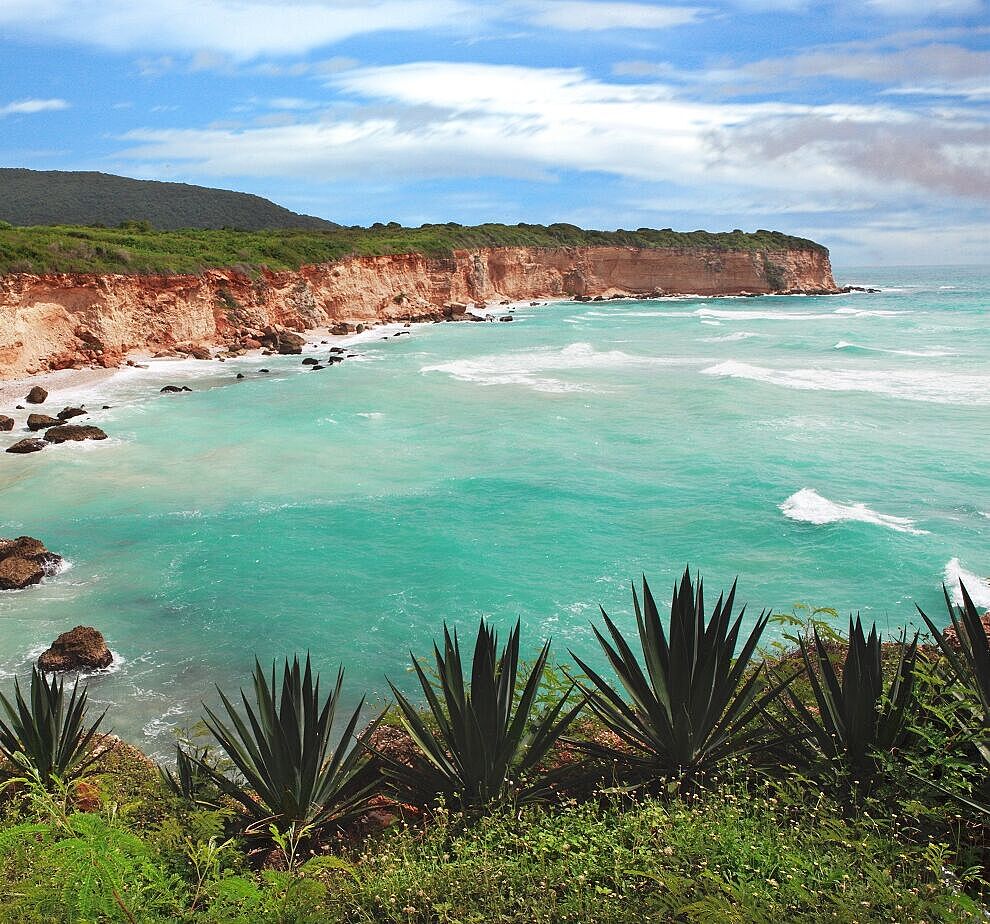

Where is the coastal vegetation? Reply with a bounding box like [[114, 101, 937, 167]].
[[0, 221, 827, 276], [0, 169, 337, 233], [1, 568, 989, 921]]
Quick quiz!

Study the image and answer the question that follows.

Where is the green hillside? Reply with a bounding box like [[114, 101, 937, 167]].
[[0, 169, 337, 232], [0, 222, 826, 276]]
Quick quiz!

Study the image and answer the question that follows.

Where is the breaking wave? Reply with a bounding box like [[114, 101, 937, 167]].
[[944, 558, 990, 608], [780, 488, 928, 535], [422, 342, 699, 392], [833, 341, 956, 357], [701, 360, 990, 406]]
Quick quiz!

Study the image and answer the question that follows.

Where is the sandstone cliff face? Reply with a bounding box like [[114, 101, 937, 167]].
[[0, 245, 836, 378]]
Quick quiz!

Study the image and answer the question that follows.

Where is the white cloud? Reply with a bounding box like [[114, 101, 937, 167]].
[[865, 0, 984, 14], [527, 2, 706, 31], [0, 0, 468, 59], [114, 61, 990, 214], [0, 98, 69, 117]]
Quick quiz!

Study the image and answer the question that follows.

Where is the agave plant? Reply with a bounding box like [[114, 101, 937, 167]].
[[379, 619, 583, 811], [160, 742, 223, 803], [917, 581, 990, 723], [197, 655, 379, 835], [0, 666, 106, 786], [778, 616, 918, 785], [570, 568, 787, 786]]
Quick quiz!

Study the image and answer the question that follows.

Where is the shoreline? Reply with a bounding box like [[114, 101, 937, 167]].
[[0, 286, 870, 397]]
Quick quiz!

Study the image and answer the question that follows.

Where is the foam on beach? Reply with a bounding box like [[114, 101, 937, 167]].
[[780, 488, 929, 535]]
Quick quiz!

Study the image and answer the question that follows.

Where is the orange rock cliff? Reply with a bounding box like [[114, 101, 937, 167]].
[[0, 245, 837, 378]]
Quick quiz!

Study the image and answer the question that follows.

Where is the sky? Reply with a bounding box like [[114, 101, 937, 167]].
[[1, 1, 988, 266]]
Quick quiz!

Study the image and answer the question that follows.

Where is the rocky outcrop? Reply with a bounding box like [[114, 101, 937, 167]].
[[5, 437, 46, 454], [44, 424, 108, 443], [27, 413, 60, 431], [37, 625, 112, 672], [0, 415, 13, 431], [0, 245, 839, 379], [942, 612, 990, 652], [0, 536, 62, 590]]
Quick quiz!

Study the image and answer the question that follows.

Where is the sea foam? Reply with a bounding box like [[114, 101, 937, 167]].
[[833, 341, 956, 357], [944, 558, 990, 608], [422, 342, 699, 392], [780, 488, 929, 535], [701, 361, 990, 406]]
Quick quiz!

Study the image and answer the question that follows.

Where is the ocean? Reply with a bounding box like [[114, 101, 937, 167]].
[[0, 264, 987, 755]]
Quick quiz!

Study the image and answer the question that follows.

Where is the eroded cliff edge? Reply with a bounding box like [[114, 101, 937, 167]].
[[0, 245, 837, 378]]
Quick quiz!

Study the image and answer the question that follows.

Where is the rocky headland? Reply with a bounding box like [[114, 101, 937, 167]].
[[0, 244, 839, 379]]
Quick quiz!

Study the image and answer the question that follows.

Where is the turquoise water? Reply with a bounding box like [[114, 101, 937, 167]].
[[1, 265, 987, 754]]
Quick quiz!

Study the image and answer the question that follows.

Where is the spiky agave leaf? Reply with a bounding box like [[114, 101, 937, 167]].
[[198, 654, 380, 835], [378, 619, 583, 811], [778, 616, 918, 782], [0, 667, 106, 786], [917, 581, 990, 723], [569, 567, 790, 784]]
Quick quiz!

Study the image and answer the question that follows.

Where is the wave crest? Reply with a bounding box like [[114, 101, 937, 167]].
[[780, 488, 928, 535], [944, 558, 990, 608]]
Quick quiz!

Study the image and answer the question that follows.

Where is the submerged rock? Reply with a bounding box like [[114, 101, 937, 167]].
[[45, 425, 108, 444], [38, 626, 113, 672], [302, 357, 319, 366], [160, 385, 185, 394], [25, 386, 48, 404], [57, 407, 87, 421], [5, 438, 46, 454], [0, 536, 63, 590]]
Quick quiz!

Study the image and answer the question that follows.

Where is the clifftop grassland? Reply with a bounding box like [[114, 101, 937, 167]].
[[0, 222, 828, 276]]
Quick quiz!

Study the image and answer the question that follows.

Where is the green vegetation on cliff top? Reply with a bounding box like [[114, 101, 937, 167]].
[[0, 221, 827, 276], [0, 169, 338, 233]]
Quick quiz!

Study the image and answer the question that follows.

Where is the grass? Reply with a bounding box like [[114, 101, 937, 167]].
[[0, 771, 981, 923], [0, 222, 827, 276]]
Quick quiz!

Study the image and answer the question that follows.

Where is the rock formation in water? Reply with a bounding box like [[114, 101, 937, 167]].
[[0, 536, 62, 590], [0, 245, 838, 379], [37, 625, 113, 672]]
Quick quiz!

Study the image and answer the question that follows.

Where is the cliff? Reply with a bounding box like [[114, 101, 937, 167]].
[[0, 245, 837, 379]]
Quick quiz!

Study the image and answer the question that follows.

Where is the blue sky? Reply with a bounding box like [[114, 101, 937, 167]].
[[1, 1, 987, 265]]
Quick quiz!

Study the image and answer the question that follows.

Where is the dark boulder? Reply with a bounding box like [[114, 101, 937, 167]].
[[5, 438, 46, 454], [310, 364, 325, 370], [236, 373, 245, 380], [37, 626, 112, 672], [160, 385, 185, 394], [27, 414, 61, 431], [45, 425, 109, 444], [25, 386, 48, 404], [178, 344, 212, 360], [0, 415, 13, 432], [0, 536, 62, 590], [57, 407, 87, 421], [302, 357, 319, 366]]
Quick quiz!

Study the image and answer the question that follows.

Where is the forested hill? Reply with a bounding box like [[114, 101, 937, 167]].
[[0, 169, 338, 231]]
